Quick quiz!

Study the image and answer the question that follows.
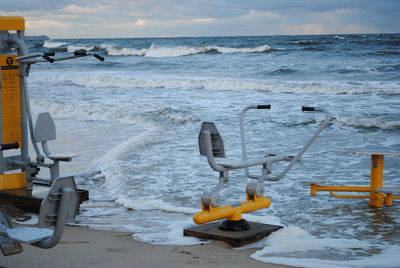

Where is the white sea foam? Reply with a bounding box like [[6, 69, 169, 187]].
[[336, 117, 400, 129], [251, 225, 399, 268], [334, 35, 346, 40], [100, 43, 272, 57], [30, 98, 149, 125], [67, 45, 96, 52], [29, 72, 400, 95], [156, 108, 199, 123], [43, 40, 67, 48], [132, 217, 206, 245], [116, 196, 196, 214]]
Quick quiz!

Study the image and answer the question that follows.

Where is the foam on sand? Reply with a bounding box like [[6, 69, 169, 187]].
[[251, 225, 400, 268]]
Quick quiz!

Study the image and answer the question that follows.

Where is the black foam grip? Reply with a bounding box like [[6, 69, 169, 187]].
[[93, 54, 105, 62], [42, 55, 54, 63], [0, 142, 19, 151], [302, 106, 315, 111], [74, 49, 87, 56], [44, 52, 55, 57], [257, 105, 271, 109]]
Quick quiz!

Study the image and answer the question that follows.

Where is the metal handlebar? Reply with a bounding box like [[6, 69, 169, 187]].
[[266, 106, 331, 181]]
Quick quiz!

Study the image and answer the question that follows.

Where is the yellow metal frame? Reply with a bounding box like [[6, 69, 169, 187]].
[[311, 153, 400, 208], [0, 16, 25, 31], [193, 193, 271, 224], [0, 17, 25, 190], [0, 172, 26, 190]]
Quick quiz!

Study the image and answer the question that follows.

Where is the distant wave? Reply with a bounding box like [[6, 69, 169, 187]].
[[30, 73, 400, 95], [30, 98, 150, 125], [375, 50, 400, 55], [155, 108, 199, 123], [43, 40, 67, 48], [302, 46, 326, 51], [67, 45, 98, 52], [334, 35, 345, 40], [271, 68, 297, 75], [292, 40, 321, 46], [335, 117, 400, 129], [101, 44, 273, 57]]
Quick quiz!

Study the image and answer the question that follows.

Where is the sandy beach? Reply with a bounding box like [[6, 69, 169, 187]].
[[0, 226, 294, 268]]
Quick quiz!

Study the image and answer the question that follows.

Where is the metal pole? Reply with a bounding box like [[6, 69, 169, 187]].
[[370, 154, 384, 207]]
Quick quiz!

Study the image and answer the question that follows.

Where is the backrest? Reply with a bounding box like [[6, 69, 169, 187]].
[[198, 122, 225, 158], [34, 112, 56, 142]]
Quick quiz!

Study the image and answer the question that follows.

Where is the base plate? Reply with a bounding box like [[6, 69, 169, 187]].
[[0, 183, 88, 213], [184, 221, 283, 247]]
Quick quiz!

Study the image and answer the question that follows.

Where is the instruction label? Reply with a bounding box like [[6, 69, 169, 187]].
[[0, 55, 22, 146]]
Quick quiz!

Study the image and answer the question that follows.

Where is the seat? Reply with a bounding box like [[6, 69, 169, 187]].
[[0, 176, 78, 254], [34, 112, 78, 183]]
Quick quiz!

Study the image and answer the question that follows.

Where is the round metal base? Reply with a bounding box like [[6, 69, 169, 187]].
[[218, 219, 251, 231]]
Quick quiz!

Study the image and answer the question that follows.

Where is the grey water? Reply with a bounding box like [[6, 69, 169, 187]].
[[24, 34, 400, 267]]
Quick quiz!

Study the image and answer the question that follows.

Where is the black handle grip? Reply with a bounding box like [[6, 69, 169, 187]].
[[302, 106, 315, 112], [257, 105, 271, 109], [93, 54, 105, 62], [0, 142, 19, 151], [74, 49, 87, 56], [42, 55, 54, 63], [44, 52, 55, 57]]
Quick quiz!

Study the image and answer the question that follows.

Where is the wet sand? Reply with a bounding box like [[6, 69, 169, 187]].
[[0, 225, 295, 268]]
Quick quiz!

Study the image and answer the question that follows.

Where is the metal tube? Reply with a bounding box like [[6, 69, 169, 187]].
[[268, 107, 331, 181], [5, 37, 43, 161], [370, 155, 384, 207], [239, 105, 270, 179], [193, 196, 271, 224]]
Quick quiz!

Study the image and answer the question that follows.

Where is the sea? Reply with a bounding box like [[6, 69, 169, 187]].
[[23, 34, 400, 267]]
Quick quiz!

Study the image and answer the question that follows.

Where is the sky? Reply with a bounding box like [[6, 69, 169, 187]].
[[1, 0, 399, 38]]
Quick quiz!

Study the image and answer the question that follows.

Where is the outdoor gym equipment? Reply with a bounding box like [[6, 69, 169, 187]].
[[311, 151, 400, 207], [0, 176, 78, 255], [194, 105, 331, 231], [0, 16, 103, 255]]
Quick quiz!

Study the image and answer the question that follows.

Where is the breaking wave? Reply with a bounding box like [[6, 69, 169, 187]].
[[101, 44, 273, 57], [43, 40, 275, 57], [30, 73, 400, 95], [155, 108, 200, 123], [335, 117, 400, 129], [43, 40, 67, 48]]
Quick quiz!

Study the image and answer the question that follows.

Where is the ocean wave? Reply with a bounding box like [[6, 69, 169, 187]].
[[271, 68, 297, 75], [30, 98, 151, 125], [375, 64, 400, 72], [115, 197, 196, 214], [155, 108, 200, 123], [375, 50, 400, 55], [292, 40, 321, 46], [43, 40, 67, 48], [334, 35, 345, 40], [100, 43, 272, 57], [335, 117, 400, 129], [302, 46, 326, 51], [30, 73, 400, 95], [67, 44, 98, 53]]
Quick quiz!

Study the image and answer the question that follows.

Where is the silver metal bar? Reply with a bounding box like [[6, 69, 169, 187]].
[[5, 37, 44, 163], [15, 53, 42, 61], [17, 53, 94, 64], [239, 104, 269, 179], [267, 107, 331, 181]]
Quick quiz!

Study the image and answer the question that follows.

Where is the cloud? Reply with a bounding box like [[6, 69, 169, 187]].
[[0, 0, 399, 38]]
